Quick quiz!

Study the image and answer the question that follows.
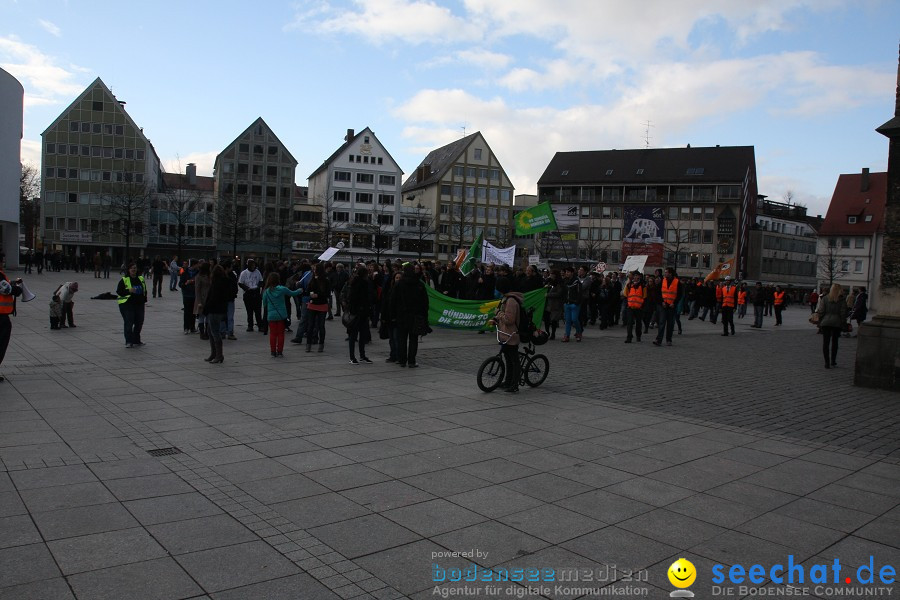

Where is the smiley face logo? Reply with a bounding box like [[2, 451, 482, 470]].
[[668, 558, 696, 589]]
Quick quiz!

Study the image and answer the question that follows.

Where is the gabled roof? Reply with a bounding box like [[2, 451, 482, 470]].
[[401, 132, 480, 193], [819, 171, 887, 236], [162, 173, 214, 192], [307, 127, 404, 181], [536, 146, 756, 186], [214, 117, 298, 170], [42, 77, 160, 164]]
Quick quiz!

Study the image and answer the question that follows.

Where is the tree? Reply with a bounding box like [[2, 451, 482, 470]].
[[818, 244, 846, 287], [409, 203, 436, 261], [100, 181, 153, 263], [216, 192, 258, 260], [310, 192, 346, 250], [20, 162, 41, 249], [264, 207, 293, 260], [579, 238, 609, 262], [162, 185, 205, 260], [663, 220, 695, 268], [358, 201, 396, 264]]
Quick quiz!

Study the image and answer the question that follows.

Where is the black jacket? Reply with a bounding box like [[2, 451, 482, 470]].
[[390, 276, 429, 329]]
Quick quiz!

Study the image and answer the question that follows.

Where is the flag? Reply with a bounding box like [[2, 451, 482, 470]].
[[453, 248, 467, 269], [460, 231, 483, 276], [705, 257, 735, 282], [426, 286, 547, 331], [515, 202, 558, 236]]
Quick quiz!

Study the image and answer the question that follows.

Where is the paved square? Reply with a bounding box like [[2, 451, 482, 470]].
[[0, 274, 897, 599]]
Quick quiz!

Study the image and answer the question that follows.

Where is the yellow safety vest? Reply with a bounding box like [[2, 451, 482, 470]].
[[118, 276, 146, 304]]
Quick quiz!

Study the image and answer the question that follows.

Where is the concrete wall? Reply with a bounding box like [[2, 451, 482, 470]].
[[0, 68, 23, 269]]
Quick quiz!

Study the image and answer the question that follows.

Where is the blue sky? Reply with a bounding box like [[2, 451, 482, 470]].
[[2, 0, 898, 216]]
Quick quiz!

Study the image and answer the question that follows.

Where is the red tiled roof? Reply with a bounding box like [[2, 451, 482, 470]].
[[162, 172, 215, 192], [818, 171, 887, 236]]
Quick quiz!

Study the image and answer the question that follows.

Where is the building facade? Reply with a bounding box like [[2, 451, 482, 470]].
[[213, 118, 298, 259], [401, 132, 515, 261], [746, 198, 819, 287], [0, 67, 23, 269], [40, 78, 162, 265], [536, 146, 759, 276], [307, 128, 416, 260], [817, 168, 887, 307], [148, 163, 217, 260]]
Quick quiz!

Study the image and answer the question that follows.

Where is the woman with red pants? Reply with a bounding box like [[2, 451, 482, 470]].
[[262, 272, 303, 357]]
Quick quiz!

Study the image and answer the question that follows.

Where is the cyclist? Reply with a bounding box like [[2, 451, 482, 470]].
[[493, 277, 522, 393]]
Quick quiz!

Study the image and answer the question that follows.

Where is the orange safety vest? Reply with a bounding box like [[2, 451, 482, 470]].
[[774, 291, 785, 306], [0, 272, 14, 315], [661, 277, 679, 306], [626, 284, 644, 309], [722, 285, 736, 308], [715, 284, 723, 302], [737, 291, 747, 306]]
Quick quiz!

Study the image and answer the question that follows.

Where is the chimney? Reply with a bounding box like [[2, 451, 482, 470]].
[[861, 167, 870, 192], [345, 128, 354, 142], [186, 163, 197, 185]]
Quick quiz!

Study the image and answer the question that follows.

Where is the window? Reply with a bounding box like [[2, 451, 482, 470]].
[[92, 100, 103, 111], [636, 169, 644, 175], [69, 121, 79, 132], [378, 194, 394, 205], [363, 156, 369, 163], [490, 169, 500, 180], [440, 204, 450, 215], [356, 193, 373, 203], [268, 145, 278, 155], [467, 167, 476, 178], [125, 149, 133, 159], [441, 184, 452, 195], [46, 143, 56, 154], [45, 167, 54, 178], [841, 238, 851, 248], [114, 148, 123, 159], [377, 214, 393, 225], [253, 145, 263, 154], [334, 191, 350, 202], [841, 260, 850, 272], [865, 215, 873, 222], [377, 157, 383, 165], [356, 173, 374, 184], [332, 211, 349, 222], [454, 166, 465, 177], [439, 225, 449, 234], [474, 148, 482, 160], [103, 124, 114, 135], [267, 165, 277, 176], [81, 145, 89, 156], [237, 184, 247, 195], [136, 150, 145, 160], [354, 213, 372, 224], [266, 186, 276, 197], [252, 185, 262, 196], [605, 169, 613, 175], [854, 260, 864, 273], [855, 238, 865, 249], [848, 216, 857, 224], [348, 155, 355, 163], [686, 167, 705, 175], [334, 171, 351, 182], [115, 125, 124, 135], [703, 230, 713, 244], [92, 123, 101, 134], [239, 143, 249, 153], [379, 175, 396, 186]]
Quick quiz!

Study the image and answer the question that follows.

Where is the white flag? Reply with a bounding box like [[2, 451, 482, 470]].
[[482, 241, 516, 266]]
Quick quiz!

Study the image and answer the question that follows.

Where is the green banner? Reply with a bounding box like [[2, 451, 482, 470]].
[[515, 202, 558, 236], [426, 286, 548, 331]]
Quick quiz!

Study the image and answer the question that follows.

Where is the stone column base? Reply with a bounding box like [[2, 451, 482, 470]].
[[854, 315, 900, 391]]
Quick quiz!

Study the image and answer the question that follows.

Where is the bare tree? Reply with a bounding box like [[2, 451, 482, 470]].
[[20, 162, 41, 249], [409, 203, 436, 261], [216, 193, 258, 260], [358, 202, 396, 264], [310, 192, 347, 250], [663, 221, 695, 268], [264, 207, 294, 260], [818, 244, 846, 287], [579, 238, 610, 262], [162, 186, 206, 260], [100, 181, 154, 263]]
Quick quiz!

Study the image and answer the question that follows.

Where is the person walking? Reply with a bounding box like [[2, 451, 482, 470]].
[[751, 281, 765, 328], [737, 283, 748, 319], [852, 287, 869, 332], [561, 266, 583, 342], [305, 263, 331, 353], [345, 265, 373, 364], [391, 263, 428, 368], [169, 256, 180, 291], [653, 267, 681, 346], [151, 255, 165, 299], [202, 265, 229, 364], [239, 260, 264, 333], [116, 263, 148, 349], [493, 277, 522, 393], [816, 283, 848, 369], [262, 272, 303, 357], [622, 271, 646, 343]]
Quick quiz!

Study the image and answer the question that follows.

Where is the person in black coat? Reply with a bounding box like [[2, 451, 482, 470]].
[[346, 266, 373, 364], [203, 265, 230, 363], [390, 263, 429, 368]]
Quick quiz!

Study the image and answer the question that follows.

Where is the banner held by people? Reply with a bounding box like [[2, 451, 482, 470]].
[[481, 241, 516, 266], [426, 286, 547, 331]]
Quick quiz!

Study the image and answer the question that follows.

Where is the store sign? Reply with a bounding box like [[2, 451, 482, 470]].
[[60, 232, 93, 243]]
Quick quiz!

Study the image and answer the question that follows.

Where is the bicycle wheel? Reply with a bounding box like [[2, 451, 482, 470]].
[[477, 355, 505, 393], [524, 354, 549, 387]]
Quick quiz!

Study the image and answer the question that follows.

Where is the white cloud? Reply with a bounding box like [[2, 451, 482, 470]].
[[163, 151, 218, 178], [0, 36, 87, 107], [38, 19, 61, 37], [453, 49, 512, 70]]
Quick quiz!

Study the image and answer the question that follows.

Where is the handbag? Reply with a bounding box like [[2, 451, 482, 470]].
[[342, 311, 356, 328], [809, 313, 820, 325]]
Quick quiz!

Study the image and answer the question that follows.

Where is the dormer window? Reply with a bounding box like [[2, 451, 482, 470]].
[[364, 136, 370, 144], [848, 216, 857, 224], [686, 167, 705, 175], [561, 170, 569, 176], [605, 169, 613, 175], [865, 215, 873, 222], [636, 169, 644, 175]]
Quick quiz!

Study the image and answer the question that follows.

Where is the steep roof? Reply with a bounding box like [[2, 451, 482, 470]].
[[214, 117, 298, 171], [307, 127, 404, 181], [819, 171, 887, 237], [162, 173, 214, 192], [537, 146, 756, 185], [401, 132, 480, 193]]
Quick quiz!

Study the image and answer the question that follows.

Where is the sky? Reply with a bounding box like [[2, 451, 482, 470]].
[[2, 0, 898, 217]]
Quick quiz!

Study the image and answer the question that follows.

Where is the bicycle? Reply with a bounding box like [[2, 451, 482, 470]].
[[477, 329, 550, 392]]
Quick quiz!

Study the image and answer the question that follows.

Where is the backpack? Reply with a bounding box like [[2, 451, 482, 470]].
[[505, 296, 536, 344]]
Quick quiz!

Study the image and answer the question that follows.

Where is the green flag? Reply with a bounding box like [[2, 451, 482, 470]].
[[426, 286, 548, 331], [515, 202, 558, 236], [460, 231, 483, 276]]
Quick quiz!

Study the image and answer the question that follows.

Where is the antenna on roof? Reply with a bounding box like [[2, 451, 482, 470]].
[[642, 120, 653, 148], [460, 123, 468, 138]]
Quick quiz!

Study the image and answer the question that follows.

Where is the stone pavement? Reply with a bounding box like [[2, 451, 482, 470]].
[[0, 272, 897, 600]]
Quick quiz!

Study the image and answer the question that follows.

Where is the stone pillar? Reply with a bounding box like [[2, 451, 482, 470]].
[[855, 45, 900, 390]]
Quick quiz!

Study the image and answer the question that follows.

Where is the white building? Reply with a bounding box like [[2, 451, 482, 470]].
[[0, 67, 23, 269], [817, 168, 886, 308]]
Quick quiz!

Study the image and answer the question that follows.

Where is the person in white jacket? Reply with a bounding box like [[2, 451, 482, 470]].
[[57, 282, 79, 328]]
